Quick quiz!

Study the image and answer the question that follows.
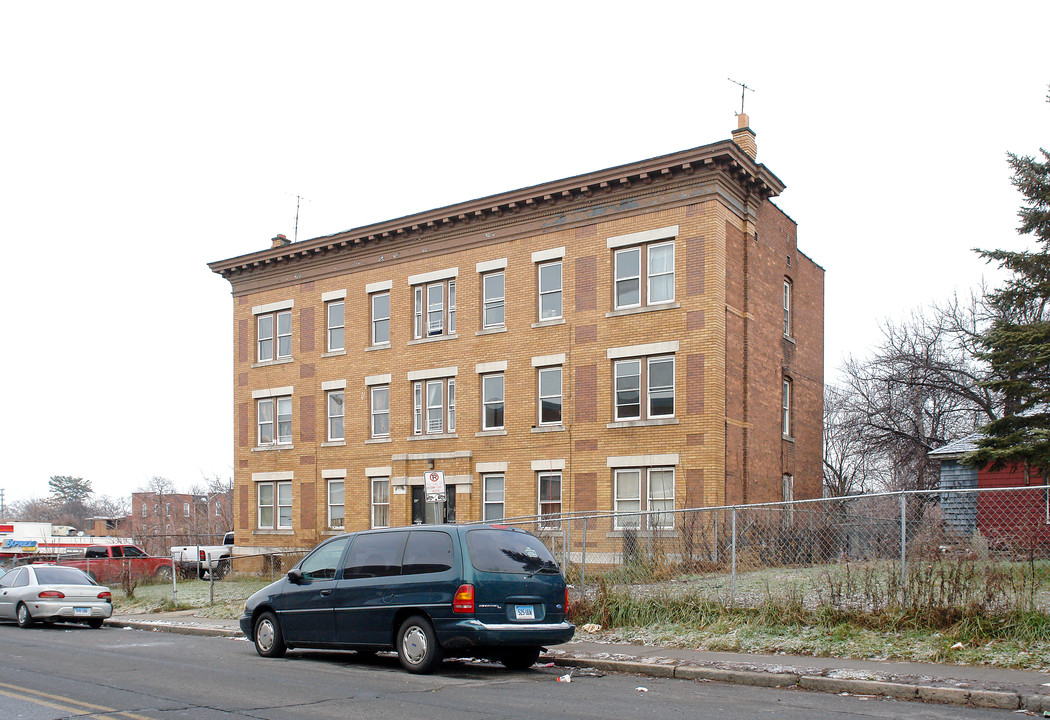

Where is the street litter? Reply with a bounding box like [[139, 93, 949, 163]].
[[636, 687, 648, 693], [582, 623, 601, 633], [557, 673, 572, 683], [950, 642, 965, 650], [541, 662, 555, 667]]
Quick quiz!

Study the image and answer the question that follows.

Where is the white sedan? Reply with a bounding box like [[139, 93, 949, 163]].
[[0, 564, 112, 629]]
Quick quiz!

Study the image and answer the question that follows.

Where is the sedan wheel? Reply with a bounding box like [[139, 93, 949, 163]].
[[16, 603, 34, 629], [396, 615, 442, 674], [254, 611, 286, 658]]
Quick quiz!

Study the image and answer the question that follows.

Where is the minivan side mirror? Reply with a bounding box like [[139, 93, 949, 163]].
[[287, 568, 304, 584]]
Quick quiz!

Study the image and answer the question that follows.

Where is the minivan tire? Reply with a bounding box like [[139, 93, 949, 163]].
[[397, 615, 443, 674], [499, 646, 542, 670], [254, 611, 287, 658]]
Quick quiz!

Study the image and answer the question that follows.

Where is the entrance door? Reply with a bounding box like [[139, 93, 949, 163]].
[[411, 486, 456, 524]]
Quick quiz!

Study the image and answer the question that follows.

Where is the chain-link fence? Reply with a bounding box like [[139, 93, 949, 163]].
[[496, 485, 1050, 616]]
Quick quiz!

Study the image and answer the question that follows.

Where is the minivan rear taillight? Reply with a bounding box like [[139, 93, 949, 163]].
[[453, 584, 475, 614]]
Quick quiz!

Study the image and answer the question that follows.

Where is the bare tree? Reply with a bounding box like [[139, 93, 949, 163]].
[[823, 385, 877, 496]]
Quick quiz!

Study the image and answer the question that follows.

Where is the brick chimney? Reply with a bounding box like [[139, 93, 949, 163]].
[[731, 113, 757, 160], [271, 233, 290, 249]]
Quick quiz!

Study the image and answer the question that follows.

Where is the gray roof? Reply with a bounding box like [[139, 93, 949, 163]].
[[928, 432, 982, 459]]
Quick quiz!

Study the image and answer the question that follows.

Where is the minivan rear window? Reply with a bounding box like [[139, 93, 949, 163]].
[[465, 529, 560, 574]]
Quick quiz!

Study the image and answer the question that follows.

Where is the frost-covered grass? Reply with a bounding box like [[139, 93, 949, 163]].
[[112, 577, 271, 618]]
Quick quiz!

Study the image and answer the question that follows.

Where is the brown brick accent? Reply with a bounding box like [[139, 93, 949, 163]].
[[686, 433, 704, 446], [238, 484, 249, 529], [299, 395, 315, 442], [300, 363, 315, 379], [575, 364, 596, 422], [575, 472, 597, 511], [686, 311, 705, 330], [239, 459, 248, 468], [686, 236, 705, 296], [300, 307, 315, 353], [300, 456, 315, 465], [686, 469, 703, 508], [238, 402, 251, 447], [575, 439, 597, 452], [238, 319, 250, 363], [686, 354, 704, 415], [575, 256, 596, 311], [575, 325, 597, 344], [685, 203, 703, 217], [575, 224, 596, 238], [300, 480, 315, 531], [238, 372, 249, 387]]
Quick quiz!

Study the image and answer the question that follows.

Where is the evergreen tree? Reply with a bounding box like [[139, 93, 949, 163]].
[[48, 475, 94, 504], [967, 88, 1050, 475]]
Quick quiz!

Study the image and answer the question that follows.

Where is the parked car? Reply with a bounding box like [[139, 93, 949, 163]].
[[62, 544, 173, 584], [240, 524, 575, 673], [0, 564, 112, 629], [171, 531, 234, 579]]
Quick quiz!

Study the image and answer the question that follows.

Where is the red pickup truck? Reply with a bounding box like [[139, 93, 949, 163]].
[[62, 544, 173, 584]]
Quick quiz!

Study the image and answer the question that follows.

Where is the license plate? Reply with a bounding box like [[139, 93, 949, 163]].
[[74, 607, 90, 616], [514, 605, 535, 621]]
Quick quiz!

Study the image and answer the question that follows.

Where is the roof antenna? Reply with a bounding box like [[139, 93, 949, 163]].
[[727, 78, 755, 115], [285, 193, 312, 243]]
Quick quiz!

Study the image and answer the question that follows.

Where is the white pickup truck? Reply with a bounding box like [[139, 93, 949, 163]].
[[170, 531, 234, 579]]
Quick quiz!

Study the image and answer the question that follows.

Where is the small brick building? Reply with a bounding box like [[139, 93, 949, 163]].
[[210, 116, 824, 551]]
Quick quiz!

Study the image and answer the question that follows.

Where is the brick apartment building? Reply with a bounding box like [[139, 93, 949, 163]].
[[130, 492, 231, 554], [209, 115, 824, 551]]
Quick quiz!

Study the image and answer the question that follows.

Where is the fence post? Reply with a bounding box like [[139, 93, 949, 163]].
[[580, 518, 587, 600], [171, 554, 177, 605], [563, 521, 570, 576], [899, 493, 907, 603], [731, 507, 737, 607]]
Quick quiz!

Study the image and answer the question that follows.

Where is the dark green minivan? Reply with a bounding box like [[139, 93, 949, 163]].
[[240, 524, 575, 673]]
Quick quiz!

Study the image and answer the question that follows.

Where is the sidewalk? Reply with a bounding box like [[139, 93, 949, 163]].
[[110, 611, 1050, 713]]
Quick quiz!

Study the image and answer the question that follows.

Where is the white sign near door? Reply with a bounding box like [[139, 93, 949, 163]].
[[424, 470, 446, 503]]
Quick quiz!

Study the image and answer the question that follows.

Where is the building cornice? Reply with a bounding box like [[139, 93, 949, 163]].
[[208, 139, 784, 284]]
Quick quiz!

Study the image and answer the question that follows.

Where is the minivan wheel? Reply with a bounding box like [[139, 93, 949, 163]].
[[254, 611, 287, 658], [499, 646, 542, 670], [397, 615, 443, 674], [16, 603, 34, 629]]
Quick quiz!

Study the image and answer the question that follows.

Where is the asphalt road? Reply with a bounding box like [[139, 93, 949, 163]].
[[0, 623, 1018, 719]]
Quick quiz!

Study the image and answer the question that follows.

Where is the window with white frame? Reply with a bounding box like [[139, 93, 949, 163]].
[[257, 309, 292, 362], [613, 467, 675, 530], [328, 479, 344, 529], [482, 272, 505, 329], [326, 300, 345, 352], [537, 261, 562, 320], [371, 386, 390, 437], [183, 502, 190, 517], [613, 240, 675, 310], [327, 391, 345, 442], [141, 503, 146, 518], [538, 471, 562, 525], [783, 278, 792, 337], [613, 355, 675, 421], [782, 377, 792, 437], [258, 396, 292, 445], [413, 378, 456, 435], [414, 279, 456, 338], [372, 478, 390, 528], [257, 480, 292, 530], [371, 292, 390, 345], [483, 474, 504, 521], [538, 366, 562, 425], [482, 374, 504, 430]]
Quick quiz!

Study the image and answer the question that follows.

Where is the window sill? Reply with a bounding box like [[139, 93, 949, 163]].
[[322, 529, 345, 536], [252, 529, 295, 536], [251, 357, 294, 369], [407, 433, 459, 441], [321, 440, 346, 447], [321, 350, 346, 358], [531, 424, 566, 433], [252, 444, 294, 452], [475, 429, 507, 437], [532, 318, 566, 329], [365, 343, 391, 352], [366, 437, 392, 444], [475, 327, 507, 336], [606, 302, 680, 318], [605, 529, 679, 539], [607, 418, 680, 429], [408, 334, 458, 346]]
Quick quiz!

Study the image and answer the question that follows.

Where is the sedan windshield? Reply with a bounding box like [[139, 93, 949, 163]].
[[34, 567, 95, 585]]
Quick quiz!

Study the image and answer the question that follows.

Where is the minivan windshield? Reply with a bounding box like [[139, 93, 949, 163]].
[[466, 529, 560, 575]]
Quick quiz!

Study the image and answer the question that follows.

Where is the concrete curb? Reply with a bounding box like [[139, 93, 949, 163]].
[[108, 618, 1046, 711]]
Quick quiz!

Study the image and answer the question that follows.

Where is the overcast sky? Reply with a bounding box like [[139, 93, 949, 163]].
[[1, 2, 1046, 507]]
